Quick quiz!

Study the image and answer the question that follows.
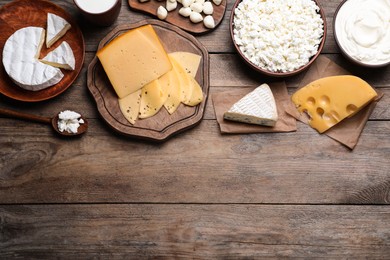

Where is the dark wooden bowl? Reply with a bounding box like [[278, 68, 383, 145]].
[[229, 0, 327, 78], [333, 0, 390, 68]]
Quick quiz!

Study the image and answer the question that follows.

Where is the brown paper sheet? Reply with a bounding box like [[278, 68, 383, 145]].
[[212, 82, 297, 134], [286, 55, 383, 150]]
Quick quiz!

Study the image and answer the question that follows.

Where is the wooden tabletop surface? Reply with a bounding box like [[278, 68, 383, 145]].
[[1, 0, 389, 258]]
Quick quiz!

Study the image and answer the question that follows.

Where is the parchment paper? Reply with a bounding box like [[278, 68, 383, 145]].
[[212, 81, 297, 134]]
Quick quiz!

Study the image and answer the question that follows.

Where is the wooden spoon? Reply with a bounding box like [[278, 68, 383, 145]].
[[0, 108, 88, 136]]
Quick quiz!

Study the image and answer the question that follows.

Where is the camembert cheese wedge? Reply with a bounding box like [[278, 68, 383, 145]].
[[291, 75, 377, 133], [46, 13, 71, 48], [2, 26, 64, 91], [224, 84, 278, 126], [41, 41, 75, 70]]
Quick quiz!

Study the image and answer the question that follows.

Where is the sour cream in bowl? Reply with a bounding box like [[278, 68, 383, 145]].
[[334, 0, 390, 67]]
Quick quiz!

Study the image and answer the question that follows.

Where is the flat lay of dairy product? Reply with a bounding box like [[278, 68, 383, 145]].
[[334, 0, 390, 66]]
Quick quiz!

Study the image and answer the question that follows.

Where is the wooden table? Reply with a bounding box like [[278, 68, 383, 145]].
[[1, 0, 389, 258]]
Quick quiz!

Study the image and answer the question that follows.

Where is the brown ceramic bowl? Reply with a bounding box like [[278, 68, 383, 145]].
[[230, 0, 327, 77], [333, 0, 390, 68], [73, 0, 121, 26]]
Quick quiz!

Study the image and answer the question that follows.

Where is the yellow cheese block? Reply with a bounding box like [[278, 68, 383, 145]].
[[291, 75, 377, 133], [118, 89, 142, 125], [97, 25, 172, 98], [139, 79, 165, 119], [169, 51, 201, 78], [162, 69, 181, 114]]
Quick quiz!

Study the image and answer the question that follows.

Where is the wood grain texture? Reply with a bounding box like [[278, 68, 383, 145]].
[[0, 119, 389, 204], [1, 205, 390, 258], [0, 0, 390, 257]]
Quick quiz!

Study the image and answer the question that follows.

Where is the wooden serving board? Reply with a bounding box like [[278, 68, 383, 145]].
[[87, 20, 210, 141], [128, 0, 226, 34], [0, 0, 85, 102]]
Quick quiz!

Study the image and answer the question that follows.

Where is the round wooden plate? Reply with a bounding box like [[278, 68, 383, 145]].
[[128, 0, 226, 34], [0, 0, 85, 102], [87, 20, 209, 142]]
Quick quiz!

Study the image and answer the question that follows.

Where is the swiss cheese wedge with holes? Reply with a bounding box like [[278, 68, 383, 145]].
[[291, 75, 377, 133]]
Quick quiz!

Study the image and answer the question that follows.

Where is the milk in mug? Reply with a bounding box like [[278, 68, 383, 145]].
[[74, 0, 118, 14]]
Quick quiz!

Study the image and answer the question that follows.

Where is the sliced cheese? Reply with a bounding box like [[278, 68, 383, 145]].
[[139, 79, 165, 119], [2, 26, 64, 91], [168, 55, 192, 104], [46, 13, 71, 48], [119, 89, 142, 125], [186, 76, 203, 106], [169, 51, 201, 78], [224, 84, 278, 126], [291, 75, 377, 133], [41, 41, 75, 70], [97, 25, 172, 98], [162, 68, 182, 114]]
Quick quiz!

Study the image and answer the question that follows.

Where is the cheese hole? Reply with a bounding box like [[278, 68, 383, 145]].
[[320, 95, 330, 106], [306, 97, 316, 106], [346, 104, 358, 114], [316, 107, 325, 117], [323, 111, 339, 124]]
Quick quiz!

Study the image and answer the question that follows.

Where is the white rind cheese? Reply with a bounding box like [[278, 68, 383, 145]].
[[2, 26, 64, 91], [46, 13, 71, 48], [224, 83, 278, 126], [41, 41, 75, 70]]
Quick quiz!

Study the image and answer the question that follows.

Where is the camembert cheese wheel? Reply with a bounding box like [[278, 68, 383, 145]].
[[292, 75, 377, 133], [2, 26, 64, 91]]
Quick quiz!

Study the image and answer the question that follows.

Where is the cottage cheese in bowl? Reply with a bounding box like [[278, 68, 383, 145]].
[[334, 0, 390, 67], [231, 0, 325, 76]]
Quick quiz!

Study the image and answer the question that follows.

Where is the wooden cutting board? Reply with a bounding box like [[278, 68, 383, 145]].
[[87, 20, 210, 141], [128, 0, 226, 34], [0, 0, 85, 102]]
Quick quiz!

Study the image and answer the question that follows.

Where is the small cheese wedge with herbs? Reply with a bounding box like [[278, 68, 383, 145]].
[[224, 84, 278, 126], [291, 75, 377, 133]]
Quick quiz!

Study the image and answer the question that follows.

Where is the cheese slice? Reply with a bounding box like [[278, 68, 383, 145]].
[[224, 84, 278, 126], [291, 75, 377, 133], [139, 79, 165, 119], [46, 13, 71, 48], [168, 55, 192, 103], [2, 26, 64, 91], [186, 76, 203, 106], [169, 52, 201, 78], [162, 68, 181, 114], [41, 41, 75, 70], [97, 25, 172, 98], [119, 89, 142, 125]]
